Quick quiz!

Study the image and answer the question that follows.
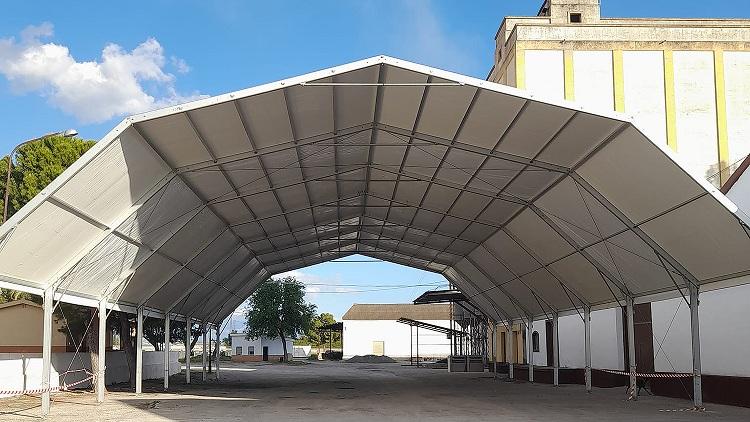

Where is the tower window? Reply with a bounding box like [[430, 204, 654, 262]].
[[532, 331, 540, 352], [570, 13, 582, 23]]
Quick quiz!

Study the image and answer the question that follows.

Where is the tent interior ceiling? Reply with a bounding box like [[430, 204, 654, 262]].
[[1, 56, 748, 326]]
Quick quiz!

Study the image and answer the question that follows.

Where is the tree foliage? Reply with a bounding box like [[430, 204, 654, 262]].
[[0, 135, 96, 216], [245, 276, 316, 361], [295, 312, 341, 349]]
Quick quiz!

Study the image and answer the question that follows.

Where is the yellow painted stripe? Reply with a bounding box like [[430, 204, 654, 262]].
[[564, 50, 575, 101], [612, 50, 625, 112], [714, 49, 730, 185], [663, 50, 678, 152], [515, 48, 525, 89]]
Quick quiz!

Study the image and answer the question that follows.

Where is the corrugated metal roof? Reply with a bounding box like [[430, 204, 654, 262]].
[[342, 303, 451, 321]]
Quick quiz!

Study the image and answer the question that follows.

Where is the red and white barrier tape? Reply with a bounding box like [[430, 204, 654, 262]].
[[0, 375, 94, 396], [597, 369, 692, 379]]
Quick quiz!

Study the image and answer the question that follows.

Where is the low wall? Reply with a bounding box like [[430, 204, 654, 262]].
[[0, 350, 179, 397]]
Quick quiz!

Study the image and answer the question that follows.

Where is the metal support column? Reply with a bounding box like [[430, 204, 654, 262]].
[[626, 296, 637, 400], [553, 313, 559, 387], [410, 325, 413, 366], [202, 327, 207, 381], [163, 313, 170, 390], [415, 325, 419, 367], [41, 288, 53, 416], [527, 317, 534, 383], [508, 325, 514, 380], [689, 283, 703, 408], [136, 307, 143, 394], [97, 299, 106, 403], [584, 306, 592, 393], [492, 322, 497, 379], [215, 326, 221, 381], [185, 317, 191, 384]]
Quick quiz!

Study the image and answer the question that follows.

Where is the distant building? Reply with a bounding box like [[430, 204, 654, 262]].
[[488, 0, 750, 186], [342, 304, 451, 360], [229, 332, 293, 362], [0, 300, 67, 353]]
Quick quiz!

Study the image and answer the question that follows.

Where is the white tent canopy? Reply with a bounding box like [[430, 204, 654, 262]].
[[1, 56, 749, 328]]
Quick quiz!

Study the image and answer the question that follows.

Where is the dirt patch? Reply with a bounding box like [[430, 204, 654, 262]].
[[345, 355, 397, 363]]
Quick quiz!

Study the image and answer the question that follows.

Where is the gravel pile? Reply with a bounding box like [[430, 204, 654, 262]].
[[346, 354, 397, 363]]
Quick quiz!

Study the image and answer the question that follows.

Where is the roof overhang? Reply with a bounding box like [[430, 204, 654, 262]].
[[1, 55, 749, 326]]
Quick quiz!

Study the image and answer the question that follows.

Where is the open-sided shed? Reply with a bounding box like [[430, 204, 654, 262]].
[[1, 56, 749, 413]]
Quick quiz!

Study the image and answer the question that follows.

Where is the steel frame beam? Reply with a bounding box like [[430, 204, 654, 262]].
[[570, 174, 700, 288], [186, 262, 266, 322], [689, 283, 703, 408], [136, 306, 144, 393], [132, 123, 271, 298], [584, 305, 592, 392], [165, 245, 249, 314], [356, 64, 385, 254], [375, 76, 432, 252]]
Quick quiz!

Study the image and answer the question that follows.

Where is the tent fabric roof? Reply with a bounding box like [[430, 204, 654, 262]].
[[0, 56, 749, 326], [342, 303, 451, 321]]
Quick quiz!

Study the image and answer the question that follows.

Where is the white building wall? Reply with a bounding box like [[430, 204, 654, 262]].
[[673, 50, 719, 180], [343, 320, 451, 359], [230, 334, 292, 357], [652, 283, 750, 377], [725, 51, 750, 166], [546, 308, 624, 370], [0, 351, 178, 398], [524, 50, 565, 101], [623, 50, 667, 145], [573, 50, 614, 110]]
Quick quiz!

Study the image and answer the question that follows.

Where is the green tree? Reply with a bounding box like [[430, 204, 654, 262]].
[[295, 312, 342, 353], [245, 276, 316, 362]]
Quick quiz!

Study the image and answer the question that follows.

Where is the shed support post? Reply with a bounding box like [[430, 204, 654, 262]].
[[163, 313, 170, 390], [185, 317, 191, 384], [584, 306, 591, 393], [215, 326, 221, 381], [202, 328, 207, 381], [41, 288, 53, 417], [508, 325, 514, 380], [626, 296, 637, 400], [689, 283, 703, 408], [136, 306, 143, 394], [97, 299, 107, 403], [527, 317, 534, 383], [553, 312, 559, 387], [492, 322, 497, 379]]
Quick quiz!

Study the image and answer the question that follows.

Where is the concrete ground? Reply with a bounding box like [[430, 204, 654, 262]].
[[2, 361, 750, 421]]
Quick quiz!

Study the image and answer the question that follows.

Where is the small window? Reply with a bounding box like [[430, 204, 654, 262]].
[[248, 346, 255, 355], [532, 331, 540, 352], [569, 13, 582, 23], [235, 346, 242, 356]]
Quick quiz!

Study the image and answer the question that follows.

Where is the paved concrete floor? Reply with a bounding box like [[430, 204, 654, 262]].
[[2, 361, 750, 421]]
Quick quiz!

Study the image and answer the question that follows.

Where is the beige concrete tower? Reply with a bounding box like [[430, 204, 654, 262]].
[[489, 0, 750, 186]]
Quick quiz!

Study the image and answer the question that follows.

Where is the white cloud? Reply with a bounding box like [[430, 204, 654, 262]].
[[0, 23, 205, 124], [171, 56, 191, 74]]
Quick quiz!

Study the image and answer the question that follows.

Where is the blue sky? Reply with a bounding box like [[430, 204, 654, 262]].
[[1, 0, 746, 334]]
